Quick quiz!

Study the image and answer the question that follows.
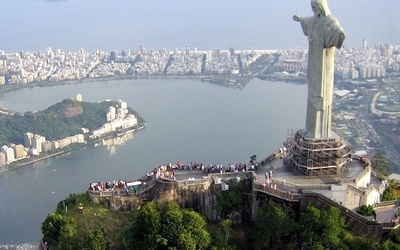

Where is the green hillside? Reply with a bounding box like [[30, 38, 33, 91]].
[[0, 99, 115, 146]]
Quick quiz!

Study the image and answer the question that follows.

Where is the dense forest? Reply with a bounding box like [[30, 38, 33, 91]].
[[0, 99, 121, 146], [42, 181, 400, 250]]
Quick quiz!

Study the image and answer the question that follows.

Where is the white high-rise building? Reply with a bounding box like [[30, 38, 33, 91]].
[[24, 132, 34, 148], [108, 106, 116, 120], [5, 147, 15, 164], [119, 100, 127, 110], [76, 93, 83, 102], [32, 135, 46, 154], [42, 141, 53, 152], [362, 38, 367, 50], [0, 152, 6, 166]]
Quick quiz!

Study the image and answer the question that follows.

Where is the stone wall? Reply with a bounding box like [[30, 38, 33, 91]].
[[300, 192, 382, 236], [149, 173, 255, 221], [150, 177, 219, 221], [100, 195, 141, 211]]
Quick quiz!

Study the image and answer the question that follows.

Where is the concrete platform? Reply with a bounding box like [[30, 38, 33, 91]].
[[254, 156, 384, 207]]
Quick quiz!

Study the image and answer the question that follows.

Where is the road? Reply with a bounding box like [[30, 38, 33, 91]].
[[363, 92, 400, 167]]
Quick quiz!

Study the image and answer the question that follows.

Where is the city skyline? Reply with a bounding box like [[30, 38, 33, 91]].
[[1, 40, 398, 88]]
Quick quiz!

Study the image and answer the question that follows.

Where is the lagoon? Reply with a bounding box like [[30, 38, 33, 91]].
[[0, 78, 306, 244]]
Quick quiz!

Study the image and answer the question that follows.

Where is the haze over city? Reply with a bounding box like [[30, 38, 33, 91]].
[[2, 0, 400, 52]]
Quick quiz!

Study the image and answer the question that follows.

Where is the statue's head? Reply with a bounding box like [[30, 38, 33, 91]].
[[311, 0, 331, 17]]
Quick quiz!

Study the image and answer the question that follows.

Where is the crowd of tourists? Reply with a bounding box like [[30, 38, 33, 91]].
[[88, 179, 145, 193], [89, 152, 281, 194], [152, 161, 259, 174], [88, 180, 127, 192]]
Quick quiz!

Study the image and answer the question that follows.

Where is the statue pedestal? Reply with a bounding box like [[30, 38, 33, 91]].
[[284, 129, 351, 177]]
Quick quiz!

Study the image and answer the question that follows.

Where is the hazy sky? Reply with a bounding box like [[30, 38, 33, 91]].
[[1, 0, 400, 52]]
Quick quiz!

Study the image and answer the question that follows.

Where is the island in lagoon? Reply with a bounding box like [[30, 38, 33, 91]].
[[0, 94, 146, 172]]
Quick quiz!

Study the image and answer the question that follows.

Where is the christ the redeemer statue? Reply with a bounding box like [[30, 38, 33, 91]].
[[293, 0, 345, 138]]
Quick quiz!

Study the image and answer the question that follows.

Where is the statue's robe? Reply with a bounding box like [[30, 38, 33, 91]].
[[300, 14, 345, 138]]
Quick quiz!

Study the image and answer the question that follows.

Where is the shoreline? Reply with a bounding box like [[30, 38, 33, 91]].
[[0, 122, 146, 175], [0, 74, 206, 95], [0, 73, 300, 96], [0, 151, 66, 174]]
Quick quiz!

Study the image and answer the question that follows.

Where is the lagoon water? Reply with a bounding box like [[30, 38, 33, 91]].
[[0, 78, 306, 244]]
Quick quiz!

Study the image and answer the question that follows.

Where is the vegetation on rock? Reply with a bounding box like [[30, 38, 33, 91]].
[[0, 98, 144, 146], [121, 202, 211, 250], [371, 151, 391, 176], [382, 180, 400, 201], [42, 179, 400, 249], [215, 180, 246, 219], [42, 194, 213, 249], [357, 205, 375, 216], [42, 193, 135, 249]]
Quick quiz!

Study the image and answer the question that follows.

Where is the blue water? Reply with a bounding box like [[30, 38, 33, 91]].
[[0, 79, 307, 244]]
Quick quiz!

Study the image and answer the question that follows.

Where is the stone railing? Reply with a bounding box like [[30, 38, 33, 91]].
[[374, 201, 400, 229], [136, 179, 157, 194], [374, 200, 400, 207], [210, 171, 256, 181], [301, 191, 380, 226], [372, 171, 387, 181], [260, 151, 282, 166], [173, 171, 256, 188], [89, 178, 157, 198], [379, 218, 400, 230], [272, 179, 332, 191], [372, 201, 400, 229], [353, 155, 371, 169], [253, 182, 301, 202], [176, 178, 210, 188], [338, 178, 356, 185], [88, 189, 128, 197], [354, 166, 371, 184]]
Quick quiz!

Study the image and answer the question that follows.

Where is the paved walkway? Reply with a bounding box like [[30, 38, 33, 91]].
[[170, 154, 386, 209], [375, 205, 397, 222]]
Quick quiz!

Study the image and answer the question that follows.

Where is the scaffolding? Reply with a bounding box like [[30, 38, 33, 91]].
[[284, 129, 351, 177]]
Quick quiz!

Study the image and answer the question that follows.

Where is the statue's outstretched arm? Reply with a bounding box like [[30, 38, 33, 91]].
[[293, 15, 301, 22]]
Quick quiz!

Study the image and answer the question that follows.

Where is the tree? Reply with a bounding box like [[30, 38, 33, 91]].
[[160, 202, 184, 248], [42, 213, 66, 246], [123, 202, 164, 250], [250, 155, 257, 164], [86, 229, 107, 250], [122, 202, 210, 250], [181, 209, 211, 250], [41, 212, 78, 249], [251, 202, 296, 249], [220, 219, 233, 246], [381, 180, 400, 201], [298, 206, 346, 249], [382, 183, 395, 201], [382, 225, 400, 249], [341, 232, 382, 250], [160, 202, 211, 250], [57, 219, 79, 250], [216, 181, 245, 219], [371, 151, 390, 176], [382, 240, 400, 250], [357, 205, 375, 216]]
